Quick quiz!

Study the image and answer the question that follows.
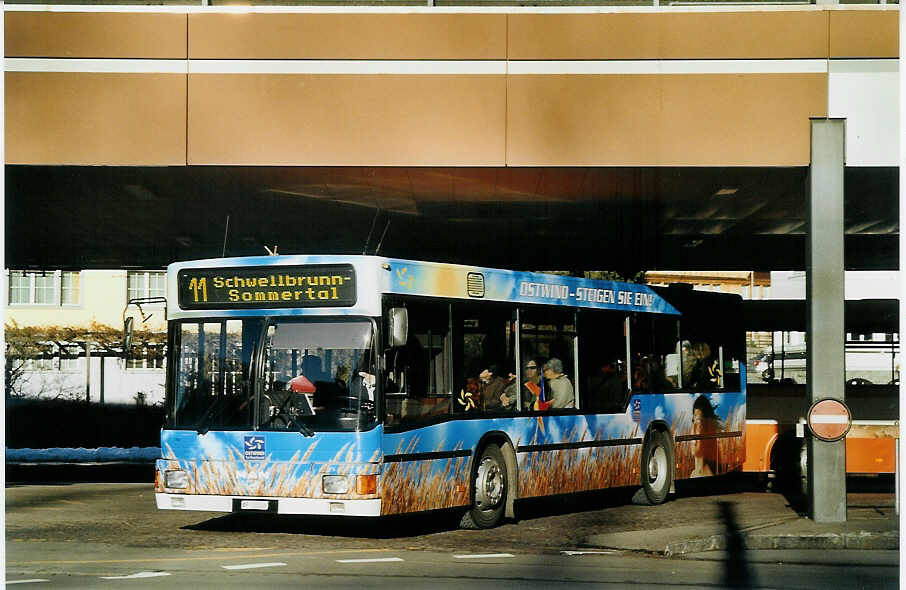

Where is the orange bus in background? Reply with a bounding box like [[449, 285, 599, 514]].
[[741, 299, 898, 488], [744, 383, 897, 486]]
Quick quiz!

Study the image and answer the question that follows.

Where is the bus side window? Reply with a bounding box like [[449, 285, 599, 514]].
[[383, 301, 451, 428], [520, 309, 577, 410], [455, 304, 516, 414], [682, 323, 740, 392], [630, 315, 677, 394], [578, 311, 628, 413]]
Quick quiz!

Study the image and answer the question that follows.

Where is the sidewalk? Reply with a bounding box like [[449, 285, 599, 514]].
[[581, 490, 898, 556]]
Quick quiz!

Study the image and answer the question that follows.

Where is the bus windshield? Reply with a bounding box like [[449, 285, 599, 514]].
[[168, 318, 376, 433], [261, 319, 376, 432]]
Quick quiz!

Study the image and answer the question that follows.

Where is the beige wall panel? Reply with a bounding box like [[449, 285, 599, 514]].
[[829, 11, 898, 58], [5, 73, 187, 165], [189, 14, 505, 59], [5, 12, 186, 58], [508, 12, 828, 60], [188, 75, 505, 165], [506, 74, 827, 166]]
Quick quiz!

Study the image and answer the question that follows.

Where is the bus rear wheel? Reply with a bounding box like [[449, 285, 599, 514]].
[[638, 429, 673, 505], [460, 443, 507, 529]]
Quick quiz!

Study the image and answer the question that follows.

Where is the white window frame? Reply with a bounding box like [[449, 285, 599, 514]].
[[127, 270, 167, 302], [6, 270, 81, 307]]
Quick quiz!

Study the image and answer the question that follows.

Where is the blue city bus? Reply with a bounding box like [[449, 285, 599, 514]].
[[155, 255, 746, 528]]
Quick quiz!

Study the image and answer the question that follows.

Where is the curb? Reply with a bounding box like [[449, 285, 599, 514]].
[[663, 531, 899, 556]]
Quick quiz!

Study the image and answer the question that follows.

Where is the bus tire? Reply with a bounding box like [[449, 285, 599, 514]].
[[460, 443, 507, 529], [638, 429, 673, 506]]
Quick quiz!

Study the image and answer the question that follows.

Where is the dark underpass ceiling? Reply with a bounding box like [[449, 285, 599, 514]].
[[5, 165, 898, 273]]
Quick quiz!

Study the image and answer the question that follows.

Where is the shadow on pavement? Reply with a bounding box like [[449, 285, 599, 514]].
[[185, 509, 464, 538], [719, 500, 758, 589], [673, 472, 753, 498], [185, 487, 640, 537], [513, 486, 637, 521]]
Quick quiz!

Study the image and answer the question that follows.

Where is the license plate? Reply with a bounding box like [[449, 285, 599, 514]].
[[240, 500, 269, 511]]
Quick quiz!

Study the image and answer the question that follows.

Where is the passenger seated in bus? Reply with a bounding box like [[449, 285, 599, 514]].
[[478, 364, 508, 411], [521, 358, 548, 410], [499, 368, 518, 411], [665, 341, 690, 387], [588, 360, 625, 413], [632, 354, 671, 393], [689, 343, 720, 390], [543, 358, 575, 409]]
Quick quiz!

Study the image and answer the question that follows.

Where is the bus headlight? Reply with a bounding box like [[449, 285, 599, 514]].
[[165, 470, 189, 489], [322, 475, 349, 495]]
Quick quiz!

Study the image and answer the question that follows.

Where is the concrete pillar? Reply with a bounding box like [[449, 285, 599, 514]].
[[806, 118, 846, 522]]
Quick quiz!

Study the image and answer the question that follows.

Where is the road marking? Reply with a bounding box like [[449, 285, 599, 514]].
[[100, 572, 171, 580], [335, 557, 404, 563], [453, 553, 515, 559], [561, 550, 622, 556], [9, 548, 390, 566], [222, 562, 287, 570], [6, 580, 50, 585]]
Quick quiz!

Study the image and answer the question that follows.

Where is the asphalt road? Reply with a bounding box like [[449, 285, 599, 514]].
[[5, 482, 899, 589]]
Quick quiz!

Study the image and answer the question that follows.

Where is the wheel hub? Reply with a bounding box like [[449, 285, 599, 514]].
[[648, 445, 667, 484], [475, 457, 504, 510]]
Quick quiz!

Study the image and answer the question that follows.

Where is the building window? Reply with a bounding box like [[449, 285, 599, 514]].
[[34, 273, 55, 304], [9, 272, 31, 304], [127, 271, 166, 301], [7, 270, 81, 306], [61, 271, 80, 305]]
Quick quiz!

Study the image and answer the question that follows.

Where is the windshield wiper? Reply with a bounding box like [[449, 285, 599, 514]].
[[195, 397, 222, 435], [288, 416, 315, 437]]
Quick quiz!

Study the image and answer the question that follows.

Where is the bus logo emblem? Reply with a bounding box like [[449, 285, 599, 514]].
[[244, 435, 266, 461]]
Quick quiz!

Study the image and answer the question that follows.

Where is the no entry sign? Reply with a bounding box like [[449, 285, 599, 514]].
[[807, 398, 852, 442]]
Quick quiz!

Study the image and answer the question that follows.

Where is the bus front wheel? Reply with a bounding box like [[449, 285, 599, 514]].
[[460, 443, 507, 529], [637, 429, 673, 505]]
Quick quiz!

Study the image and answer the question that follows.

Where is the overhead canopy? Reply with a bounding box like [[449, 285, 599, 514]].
[[4, 164, 898, 273]]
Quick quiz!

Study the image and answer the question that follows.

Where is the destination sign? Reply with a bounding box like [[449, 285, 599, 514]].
[[177, 265, 356, 309]]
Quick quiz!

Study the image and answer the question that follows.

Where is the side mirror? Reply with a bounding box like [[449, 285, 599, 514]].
[[388, 307, 408, 348], [123, 316, 134, 357]]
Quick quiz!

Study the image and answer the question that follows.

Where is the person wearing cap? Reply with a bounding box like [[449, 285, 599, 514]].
[[543, 357, 575, 409]]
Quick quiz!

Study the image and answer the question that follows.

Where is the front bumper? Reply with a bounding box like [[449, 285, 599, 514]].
[[155, 493, 382, 516]]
